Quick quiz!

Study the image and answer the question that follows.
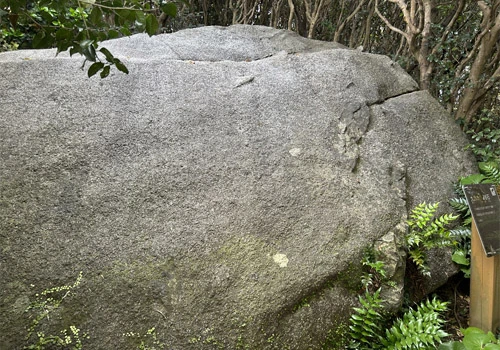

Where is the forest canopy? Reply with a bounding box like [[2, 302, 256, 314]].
[[1, 0, 500, 145]]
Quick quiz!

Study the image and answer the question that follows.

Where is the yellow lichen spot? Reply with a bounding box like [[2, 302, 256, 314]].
[[273, 253, 289, 268]]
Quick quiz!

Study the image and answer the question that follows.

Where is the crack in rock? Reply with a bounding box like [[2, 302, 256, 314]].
[[233, 75, 255, 88]]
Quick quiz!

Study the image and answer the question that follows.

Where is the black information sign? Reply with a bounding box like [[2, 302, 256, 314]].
[[463, 184, 500, 257]]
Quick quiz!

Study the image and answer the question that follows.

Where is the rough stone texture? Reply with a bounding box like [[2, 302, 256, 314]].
[[0, 25, 476, 349], [374, 228, 407, 313]]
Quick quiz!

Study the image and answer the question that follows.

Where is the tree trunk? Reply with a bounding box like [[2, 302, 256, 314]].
[[455, 0, 500, 122]]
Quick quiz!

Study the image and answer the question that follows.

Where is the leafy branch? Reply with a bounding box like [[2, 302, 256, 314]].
[[0, 0, 178, 77]]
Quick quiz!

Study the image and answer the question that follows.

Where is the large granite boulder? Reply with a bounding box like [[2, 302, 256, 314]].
[[0, 25, 476, 349]]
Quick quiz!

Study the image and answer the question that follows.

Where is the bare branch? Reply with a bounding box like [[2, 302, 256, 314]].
[[394, 33, 406, 60], [478, 1, 492, 29], [362, 0, 375, 50], [334, 0, 366, 42], [303, 0, 313, 23], [303, 0, 330, 38], [287, 0, 295, 30], [430, 0, 466, 57], [410, 0, 416, 24], [375, 0, 409, 40], [455, 2, 496, 80], [389, 0, 419, 33], [483, 64, 500, 91], [335, 0, 346, 30]]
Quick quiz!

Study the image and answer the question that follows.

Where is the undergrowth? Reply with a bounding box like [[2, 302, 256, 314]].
[[349, 248, 450, 350], [24, 272, 88, 350], [449, 160, 500, 277]]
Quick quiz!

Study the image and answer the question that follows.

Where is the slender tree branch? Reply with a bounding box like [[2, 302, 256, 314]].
[[375, 0, 409, 40], [287, 0, 295, 30], [454, 26, 490, 80], [335, 0, 346, 31], [389, 0, 419, 33], [334, 0, 366, 42], [430, 0, 466, 57]]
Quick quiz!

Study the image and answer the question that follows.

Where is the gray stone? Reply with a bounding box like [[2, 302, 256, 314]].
[[0, 25, 476, 349], [374, 227, 407, 313]]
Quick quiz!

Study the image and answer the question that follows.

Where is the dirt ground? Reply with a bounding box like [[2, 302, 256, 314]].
[[434, 273, 471, 341]]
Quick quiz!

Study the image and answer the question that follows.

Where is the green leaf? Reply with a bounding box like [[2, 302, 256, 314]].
[[88, 6, 103, 25], [56, 40, 72, 55], [100, 65, 110, 78], [32, 30, 54, 49], [145, 13, 158, 36], [39, 10, 55, 25], [55, 28, 72, 41], [451, 250, 469, 266], [80, 40, 97, 62], [88, 62, 104, 77], [55, 28, 73, 54], [108, 29, 120, 39], [96, 31, 107, 42], [120, 27, 132, 36], [462, 327, 489, 336], [460, 174, 486, 185], [115, 9, 132, 21], [463, 332, 497, 349], [80, 39, 93, 49], [479, 161, 500, 172], [68, 45, 78, 56], [99, 47, 114, 63], [449, 197, 469, 213], [161, 2, 177, 17], [135, 11, 146, 32], [114, 60, 129, 74]]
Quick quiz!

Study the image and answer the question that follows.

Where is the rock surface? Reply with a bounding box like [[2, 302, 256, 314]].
[[0, 25, 476, 349]]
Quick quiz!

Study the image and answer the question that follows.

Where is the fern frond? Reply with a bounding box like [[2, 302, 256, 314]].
[[449, 227, 471, 241], [349, 289, 385, 348], [449, 197, 470, 214], [408, 202, 438, 229], [452, 182, 465, 197], [481, 164, 500, 184], [408, 250, 430, 276], [406, 232, 422, 248], [438, 213, 459, 226], [406, 203, 458, 277], [381, 298, 448, 349], [424, 237, 455, 249]]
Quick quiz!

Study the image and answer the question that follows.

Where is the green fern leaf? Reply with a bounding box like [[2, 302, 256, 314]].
[[349, 289, 386, 348], [382, 298, 449, 350], [479, 162, 500, 184], [450, 227, 470, 240], [449, 197, 470, 213], [406, 203, 458, 277]]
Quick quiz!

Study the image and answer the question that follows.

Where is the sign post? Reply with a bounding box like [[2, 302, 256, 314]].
[[463, 184, 500, 333]]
